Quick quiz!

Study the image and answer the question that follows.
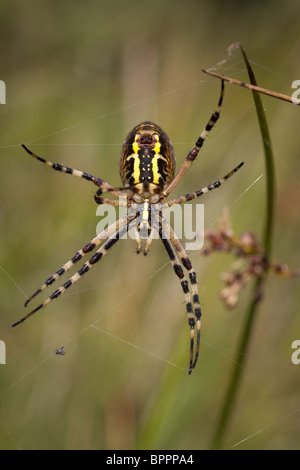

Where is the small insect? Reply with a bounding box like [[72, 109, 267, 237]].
[[55, 346, 65, 356], [13, 80, 243, 374]]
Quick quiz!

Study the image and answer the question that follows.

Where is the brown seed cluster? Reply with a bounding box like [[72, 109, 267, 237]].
[[202, 215, 300, 308]]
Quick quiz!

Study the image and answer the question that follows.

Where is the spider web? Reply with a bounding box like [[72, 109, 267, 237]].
[[1, 47, 300, 450]]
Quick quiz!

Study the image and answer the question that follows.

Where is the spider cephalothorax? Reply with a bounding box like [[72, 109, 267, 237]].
[[13, 80, 244, 374]]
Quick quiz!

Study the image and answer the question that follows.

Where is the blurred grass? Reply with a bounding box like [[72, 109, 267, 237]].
[[211, 43, 276, 449], [1, 0, 300, 450]]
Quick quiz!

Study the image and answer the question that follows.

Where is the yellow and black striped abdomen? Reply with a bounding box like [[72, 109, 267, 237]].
[[120, 121, 175, 200]]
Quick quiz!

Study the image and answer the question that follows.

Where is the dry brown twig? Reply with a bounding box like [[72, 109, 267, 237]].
[[202, 42, 300, 106]]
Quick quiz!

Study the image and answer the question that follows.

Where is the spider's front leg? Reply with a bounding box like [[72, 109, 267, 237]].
[[159, 80, 225, 202], [21, 144, 124, 198], [165, 161, 244, 207]]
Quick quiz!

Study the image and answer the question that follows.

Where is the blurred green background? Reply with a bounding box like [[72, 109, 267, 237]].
[[1, 0, 300, 450]]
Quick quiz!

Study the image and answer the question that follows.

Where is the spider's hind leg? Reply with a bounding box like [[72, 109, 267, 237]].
[[13, 213, 138, 327], [159, 214, 201, 374]]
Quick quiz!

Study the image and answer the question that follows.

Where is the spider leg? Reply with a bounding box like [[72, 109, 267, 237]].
[[23, 214, 134, 308], [158, 224, 195, 374], [159, 80, 225, 201], [159, 214, 201, 374], [135, 202, 153, 255], [166, 161, 244, 207], [94, 195, 127, 206], [94, 189, 129, 207], [22, 144, 123, 198], [13, 214, 138, 327]]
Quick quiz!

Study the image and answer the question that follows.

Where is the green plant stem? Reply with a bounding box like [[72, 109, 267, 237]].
[[240, 45, 275, 255], [211, 44, 276, 449]]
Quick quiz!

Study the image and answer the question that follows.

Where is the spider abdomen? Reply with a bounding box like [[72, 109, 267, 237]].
[[119, 121, 176, 200]]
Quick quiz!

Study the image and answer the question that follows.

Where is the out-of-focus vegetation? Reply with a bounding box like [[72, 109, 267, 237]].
[[1, 0, 300, 450]]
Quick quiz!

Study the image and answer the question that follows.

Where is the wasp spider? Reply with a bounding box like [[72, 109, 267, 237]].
[[13, 80, 243, 374]]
